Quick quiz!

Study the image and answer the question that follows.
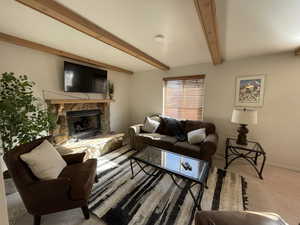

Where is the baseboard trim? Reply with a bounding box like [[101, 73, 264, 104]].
[[266, 161, 300, 173], [214, 152, 300, 173]]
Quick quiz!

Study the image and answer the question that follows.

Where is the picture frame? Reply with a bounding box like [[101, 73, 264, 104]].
[[235, 75, 265, 107]]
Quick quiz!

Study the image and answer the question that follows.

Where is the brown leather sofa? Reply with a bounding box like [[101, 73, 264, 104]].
[[3, 136, 97, 225], [195, 211, 288, 225], [129, 116, 218, 161]]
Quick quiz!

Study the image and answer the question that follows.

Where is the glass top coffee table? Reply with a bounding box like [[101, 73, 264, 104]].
[[130, 145, 210, 210]]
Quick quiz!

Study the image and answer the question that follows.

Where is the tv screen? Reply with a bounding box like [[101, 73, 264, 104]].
[[64, 61, 107, 93]]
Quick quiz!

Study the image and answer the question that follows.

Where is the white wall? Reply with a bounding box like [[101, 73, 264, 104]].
[[1, 41, 300, 171], [130, 53, 300, 171], [0, 42, 131, 132]]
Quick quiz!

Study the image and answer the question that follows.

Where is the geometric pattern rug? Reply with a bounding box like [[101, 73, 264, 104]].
[[88, 146, 248, 225]]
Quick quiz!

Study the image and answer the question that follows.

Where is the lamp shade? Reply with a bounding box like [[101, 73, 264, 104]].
[[231, 109, 258, 125]]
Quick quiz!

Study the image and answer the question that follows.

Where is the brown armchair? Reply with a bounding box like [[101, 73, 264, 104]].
[[3, 136, 97, 225]]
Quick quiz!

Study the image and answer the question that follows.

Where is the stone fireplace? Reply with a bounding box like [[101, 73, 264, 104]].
[[67, 109, 101, 139], [46, 99, 112, 144]]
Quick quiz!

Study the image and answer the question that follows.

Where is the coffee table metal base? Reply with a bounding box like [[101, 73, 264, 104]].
[[130, 158, 206, 210]]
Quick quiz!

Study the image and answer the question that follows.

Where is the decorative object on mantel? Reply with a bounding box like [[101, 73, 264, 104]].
[[231, 108, 258, 145], [108, 81, 114, 100], [0, 72, 56, 194], [235, 75, 265, 107]]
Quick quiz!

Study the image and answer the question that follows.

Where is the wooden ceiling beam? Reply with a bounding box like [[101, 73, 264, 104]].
[[0, 32, 133, 74], [194, 0, 222, 65], [15, 0, 170, 71]]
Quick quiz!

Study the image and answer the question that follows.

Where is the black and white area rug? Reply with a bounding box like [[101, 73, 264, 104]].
[[89, 146, 248, 225]]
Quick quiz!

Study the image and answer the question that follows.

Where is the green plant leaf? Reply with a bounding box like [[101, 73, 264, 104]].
[[0, 72, 56, 153]]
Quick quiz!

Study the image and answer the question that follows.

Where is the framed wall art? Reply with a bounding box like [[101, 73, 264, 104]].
[[235, 75, 265, 107]]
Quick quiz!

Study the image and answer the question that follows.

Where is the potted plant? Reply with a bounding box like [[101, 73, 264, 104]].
[[108, 81, 114, 100], [0, 72, 56, 194]]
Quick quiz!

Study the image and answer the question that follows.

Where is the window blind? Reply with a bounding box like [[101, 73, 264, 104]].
[[163, 76, 205, 120]]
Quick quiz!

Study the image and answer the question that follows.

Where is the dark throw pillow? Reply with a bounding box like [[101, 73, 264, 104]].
[[161, 116, 186, 141]]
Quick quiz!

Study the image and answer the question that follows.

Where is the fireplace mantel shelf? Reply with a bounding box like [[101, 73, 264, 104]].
[[46, 99, 115, 105]]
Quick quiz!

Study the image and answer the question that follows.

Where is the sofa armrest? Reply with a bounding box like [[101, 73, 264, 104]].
[[62, 152, 86, 164], [204, 133, 218, 144], [128, 124, 144, 149], [200, 133, 218, 161], [129, 124, 144, 135]]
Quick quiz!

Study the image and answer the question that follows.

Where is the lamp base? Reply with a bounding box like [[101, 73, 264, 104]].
[[236, 124, 249, 145]]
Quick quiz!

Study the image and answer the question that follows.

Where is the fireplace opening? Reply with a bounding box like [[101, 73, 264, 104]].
[[67, 110, 101, 139]]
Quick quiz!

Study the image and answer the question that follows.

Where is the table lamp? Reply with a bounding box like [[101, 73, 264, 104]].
[[231, 108, 258, 145]]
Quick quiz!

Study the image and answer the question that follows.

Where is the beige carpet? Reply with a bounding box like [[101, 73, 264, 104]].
[[214, 157, 300, 225], [7, 152, 299, 225]]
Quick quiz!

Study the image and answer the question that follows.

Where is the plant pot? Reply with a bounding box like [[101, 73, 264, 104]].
[[3, 170, 17, 195]]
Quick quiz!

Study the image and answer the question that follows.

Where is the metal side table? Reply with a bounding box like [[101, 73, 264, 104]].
[[225, 138, 266, 179]]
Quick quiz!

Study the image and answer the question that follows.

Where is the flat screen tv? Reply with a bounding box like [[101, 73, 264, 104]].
[[64, 61, 107, 93]]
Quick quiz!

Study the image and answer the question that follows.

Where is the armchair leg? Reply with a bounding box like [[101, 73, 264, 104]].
[[81, 205, 90, 219], [33, 215, 41, 225]]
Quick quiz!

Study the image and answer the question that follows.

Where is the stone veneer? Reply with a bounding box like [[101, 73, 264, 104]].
[[47, 101, 110, 144]]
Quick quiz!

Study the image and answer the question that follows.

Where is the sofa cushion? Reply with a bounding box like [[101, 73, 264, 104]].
[[59, 159, 96, 201], [173, 141, 201, 159], [175, 140, 218, 161], [183, 120, 216, 135], [137, 133, 177, 149]]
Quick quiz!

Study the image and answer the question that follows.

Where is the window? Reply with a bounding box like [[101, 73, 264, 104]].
[[163, 75, 205, 120]]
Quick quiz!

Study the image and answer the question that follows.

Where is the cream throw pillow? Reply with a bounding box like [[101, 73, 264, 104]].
[[187, 128, 206, 144], [142, 117, 160, 133], [20, 140, 67, 180]]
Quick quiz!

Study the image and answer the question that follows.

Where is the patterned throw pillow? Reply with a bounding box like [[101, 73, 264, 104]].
[[142, 117, 160, 133]]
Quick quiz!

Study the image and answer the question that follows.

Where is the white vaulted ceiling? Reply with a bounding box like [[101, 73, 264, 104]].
[[220, 0, 300, 61], [0, 0, 300, 72]]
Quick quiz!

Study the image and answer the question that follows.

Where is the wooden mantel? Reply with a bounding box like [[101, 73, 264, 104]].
[[46, 99, 115, 105]]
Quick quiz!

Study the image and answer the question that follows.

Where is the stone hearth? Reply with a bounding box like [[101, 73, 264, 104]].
[[47, 99, 111, 144]]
